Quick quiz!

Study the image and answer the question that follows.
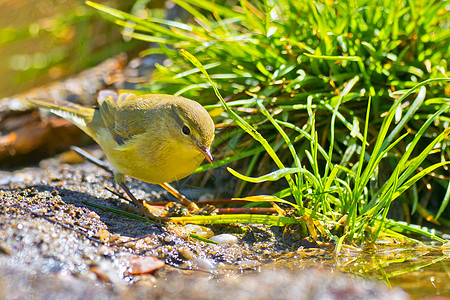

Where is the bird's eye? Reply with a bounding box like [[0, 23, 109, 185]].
[[182, 125, 191, 135]]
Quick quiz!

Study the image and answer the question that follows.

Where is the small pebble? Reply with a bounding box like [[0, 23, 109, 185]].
[[209, 234, 238, 244], [59, 150, 86, 164], [441, 233, 450, 240], [90, 261, 123, 285], [178, 247, 196, 260], [183, 224, 214, 238], [192, 258, 218, 272], [126, 256, 165, 275]]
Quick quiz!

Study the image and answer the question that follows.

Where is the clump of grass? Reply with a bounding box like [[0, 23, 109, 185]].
[[86, 0, 449, 245]]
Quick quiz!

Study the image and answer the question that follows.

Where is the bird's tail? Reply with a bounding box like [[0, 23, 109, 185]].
[[29, 98, 97, 137]]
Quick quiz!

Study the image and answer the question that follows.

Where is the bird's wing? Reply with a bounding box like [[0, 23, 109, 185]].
[[98, 91, 137, 146], [99, 94, 116, 133]]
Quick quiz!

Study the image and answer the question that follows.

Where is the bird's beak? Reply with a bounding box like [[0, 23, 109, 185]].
[[196, 145, 214, 164]]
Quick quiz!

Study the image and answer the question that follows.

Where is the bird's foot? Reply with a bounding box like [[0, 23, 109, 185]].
[[118, 182, 169, 222], [159, 182, 200, 212]]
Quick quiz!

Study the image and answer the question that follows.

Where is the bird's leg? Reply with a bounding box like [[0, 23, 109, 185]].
[[72, 147, 200, 213], [159, 182, 199, 212], [71, 146, 165, 221], [114, 174, 166, 221]]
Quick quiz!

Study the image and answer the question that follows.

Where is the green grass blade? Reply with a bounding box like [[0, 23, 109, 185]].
[[86, 1, 198, 41], [355, 96, 372, 192], [395, 105, 450, 177], [396, 128, 450, 189], [275, 120, 330, 161], [436, 181, 450, 220], [320, 100, 364, 142], [393, 161, 450, 200], [304, 53, 374, 96], [181, 0, 244, 19], [84, 201, 157, 224], [227, 166, 320, 188], [257, 99, 301, 169], [170, 214, 298, 226], [383, 86, 427, 148], [382, 219, 445, 243], [189, 233, 219, 244], [170, 0, 213, 29], [194, 146, 265, 173]]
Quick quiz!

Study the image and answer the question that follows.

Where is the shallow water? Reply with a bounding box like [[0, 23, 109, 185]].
[[267, 241, 450, 298]]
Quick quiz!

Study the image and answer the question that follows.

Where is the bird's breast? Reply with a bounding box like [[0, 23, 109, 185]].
[[99, 130, 204, 184]]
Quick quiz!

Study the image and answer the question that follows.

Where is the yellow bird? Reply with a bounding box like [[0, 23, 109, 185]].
[[29, 91, 215, 219]]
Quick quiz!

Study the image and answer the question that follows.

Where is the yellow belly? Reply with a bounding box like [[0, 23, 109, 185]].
[[95, 128, 204, 183]]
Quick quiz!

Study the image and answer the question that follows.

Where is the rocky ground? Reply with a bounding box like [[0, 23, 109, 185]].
[[0, 150, 412, 299]]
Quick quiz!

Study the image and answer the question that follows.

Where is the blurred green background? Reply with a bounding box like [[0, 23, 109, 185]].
[[0, 0, 142, 98]]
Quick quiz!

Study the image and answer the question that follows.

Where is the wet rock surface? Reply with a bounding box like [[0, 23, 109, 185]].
[[0, 152, 411, 299]]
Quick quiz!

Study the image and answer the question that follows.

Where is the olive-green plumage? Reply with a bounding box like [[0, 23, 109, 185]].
[[29, 91, 215, 185]]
